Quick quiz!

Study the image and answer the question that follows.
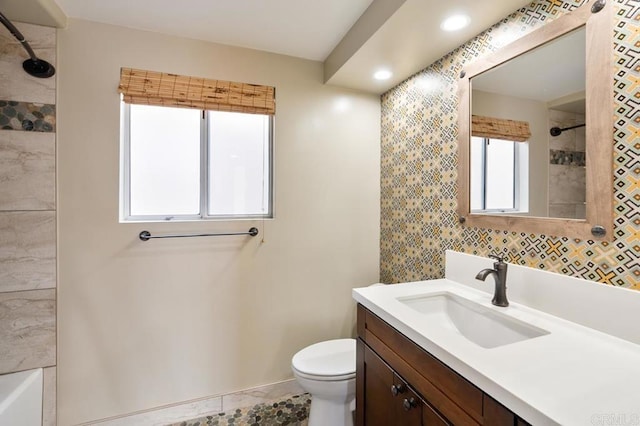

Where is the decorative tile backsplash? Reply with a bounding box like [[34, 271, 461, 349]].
[[380, 0, 639, 287], [0, 100, 56, 132]]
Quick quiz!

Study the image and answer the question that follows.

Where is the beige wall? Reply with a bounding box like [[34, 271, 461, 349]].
[[472, 89, 549, 217], [57, 19, 380, 425]]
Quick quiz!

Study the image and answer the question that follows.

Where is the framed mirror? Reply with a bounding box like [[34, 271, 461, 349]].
[[457, 0, 613, 241]]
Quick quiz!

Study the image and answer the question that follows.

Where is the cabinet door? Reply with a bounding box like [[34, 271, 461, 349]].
[[394, 374, 422, 425], [360, 344, 423, 426], [394, 373, 449, 426], [361, 342, 399, 426], [360, 342, 451, 426], [422, 397, 449, 426]]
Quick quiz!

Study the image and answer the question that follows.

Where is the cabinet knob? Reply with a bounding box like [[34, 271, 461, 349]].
[[403, 397, 417, 411], [390, 384, 405, 396], [402, 398, 418, 411]]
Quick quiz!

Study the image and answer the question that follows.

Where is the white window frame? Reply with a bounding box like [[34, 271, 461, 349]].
[[120, 103, 274, 222], [471, 137, 528, 214]]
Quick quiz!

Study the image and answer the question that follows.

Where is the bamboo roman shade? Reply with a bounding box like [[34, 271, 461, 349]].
[[471, 115, 531, 142], [118, 68, 275, 115]]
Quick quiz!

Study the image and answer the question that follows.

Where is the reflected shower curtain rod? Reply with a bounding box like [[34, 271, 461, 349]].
[[550, 123, 585, 136]]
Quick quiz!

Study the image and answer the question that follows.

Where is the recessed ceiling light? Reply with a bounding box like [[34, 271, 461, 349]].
[[440, 14, 470, 32], [373, 70, 392, 81]]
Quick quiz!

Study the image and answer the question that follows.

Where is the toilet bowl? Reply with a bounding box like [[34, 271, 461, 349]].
[[292, 338, 356, 426]]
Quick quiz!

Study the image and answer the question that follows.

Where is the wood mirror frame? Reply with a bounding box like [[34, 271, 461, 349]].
[[457, 0, 613, 241]]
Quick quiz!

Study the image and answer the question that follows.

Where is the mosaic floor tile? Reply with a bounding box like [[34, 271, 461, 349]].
[[170, 394, 310, 426]]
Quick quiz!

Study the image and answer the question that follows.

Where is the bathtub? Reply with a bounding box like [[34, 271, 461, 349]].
[[0, 368, 43, 426]]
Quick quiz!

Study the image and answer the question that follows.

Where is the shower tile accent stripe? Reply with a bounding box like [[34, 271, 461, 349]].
[[380, 0, 640, 287], [0, 100, 56, 132], [549, 150, 586, 166]]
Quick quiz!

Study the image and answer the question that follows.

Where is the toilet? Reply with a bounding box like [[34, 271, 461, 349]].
[[291, 338, 356, 426]]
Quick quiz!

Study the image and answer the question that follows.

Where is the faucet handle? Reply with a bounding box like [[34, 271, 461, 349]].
[[489, 253, 507, 263]]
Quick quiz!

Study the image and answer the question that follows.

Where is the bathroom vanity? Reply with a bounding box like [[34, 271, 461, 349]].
[[354, 251, 640, 425], [356, 303, 525, 425]]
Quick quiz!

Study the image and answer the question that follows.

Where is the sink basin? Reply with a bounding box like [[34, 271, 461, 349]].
[[398, 292, 549, 348]]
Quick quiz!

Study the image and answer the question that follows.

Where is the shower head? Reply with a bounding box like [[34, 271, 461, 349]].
[[0, 11, 55, 78], [549, 127, 563, 137], [22, 57, 55, 78]]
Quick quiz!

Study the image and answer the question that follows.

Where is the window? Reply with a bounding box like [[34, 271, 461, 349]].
[[470, 137, 528, 213], [121, 103, 272, 221], [118, 67, 275, 222]]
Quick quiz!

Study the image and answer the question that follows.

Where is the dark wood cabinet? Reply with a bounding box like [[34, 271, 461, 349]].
[[360, 341, 397, 426], [357, 304, 526, 426], [360, 342, 447, 425]]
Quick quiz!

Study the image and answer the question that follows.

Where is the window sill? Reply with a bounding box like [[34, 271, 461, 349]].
[[119, 216, 273, 224]]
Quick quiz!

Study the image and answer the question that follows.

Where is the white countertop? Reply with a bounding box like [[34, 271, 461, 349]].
[[353, 278, 640, 425]]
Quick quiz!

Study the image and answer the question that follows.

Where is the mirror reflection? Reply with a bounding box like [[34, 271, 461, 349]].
[[470, 26, 586, 219]]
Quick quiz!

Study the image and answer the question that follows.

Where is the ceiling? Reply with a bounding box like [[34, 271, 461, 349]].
[[0, 0, 532, 94], [51, 0, 375, 62], [325, 0, 532, 93]]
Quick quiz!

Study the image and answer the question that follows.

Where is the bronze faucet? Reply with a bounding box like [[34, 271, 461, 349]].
[[475, 254, 509, 307]]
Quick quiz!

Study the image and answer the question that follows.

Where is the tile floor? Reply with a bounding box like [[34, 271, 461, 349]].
[[170, 393, 310, 426]]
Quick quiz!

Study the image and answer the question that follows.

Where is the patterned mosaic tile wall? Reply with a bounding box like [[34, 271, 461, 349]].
[[0, 100, 56, 132], [380, 0, 639, 287]]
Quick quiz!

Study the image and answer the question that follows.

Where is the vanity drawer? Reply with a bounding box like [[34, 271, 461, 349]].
[[358, 304, 486, 424]]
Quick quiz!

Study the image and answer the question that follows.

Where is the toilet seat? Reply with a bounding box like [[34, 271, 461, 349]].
[[292, 338, 356, 379], [292, 369, 355, 382]]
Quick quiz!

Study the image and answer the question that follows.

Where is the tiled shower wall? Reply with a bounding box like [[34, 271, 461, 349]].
[[380, 0, 639, 287], [0, 22, 57, 424], [548, 109, 587, 219]]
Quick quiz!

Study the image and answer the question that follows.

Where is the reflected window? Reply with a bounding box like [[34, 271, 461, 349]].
[[471, 137, 528, 213]]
